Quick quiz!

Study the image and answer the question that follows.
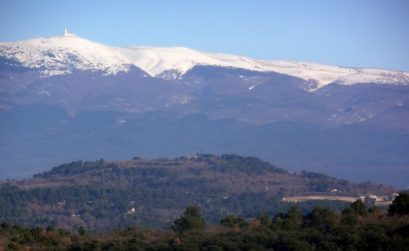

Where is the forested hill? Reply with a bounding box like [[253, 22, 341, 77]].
[[0, 154, 395, 230]]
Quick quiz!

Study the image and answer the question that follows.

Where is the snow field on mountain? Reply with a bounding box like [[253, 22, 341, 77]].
[[1, 33, 409, 90]]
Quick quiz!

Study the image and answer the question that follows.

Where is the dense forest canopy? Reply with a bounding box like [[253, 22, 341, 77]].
[[0, 155, 395, 231]]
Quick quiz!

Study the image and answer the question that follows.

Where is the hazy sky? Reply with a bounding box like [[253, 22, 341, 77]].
[[1, 0, 408, 71]]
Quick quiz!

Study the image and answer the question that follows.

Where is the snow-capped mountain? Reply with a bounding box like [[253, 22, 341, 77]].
[[1, 31, 408, 90], [1, 31, 409, 188]]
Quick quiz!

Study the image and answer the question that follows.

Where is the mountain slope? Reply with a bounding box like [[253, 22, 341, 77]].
[[1, 31, 409, 90], [1, 32, 409, 188]]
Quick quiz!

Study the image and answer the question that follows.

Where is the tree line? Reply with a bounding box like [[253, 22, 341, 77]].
[[1, 192, 408, 250]]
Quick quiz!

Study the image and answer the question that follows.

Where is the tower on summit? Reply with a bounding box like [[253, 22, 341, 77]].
[[62, 28, 76, 37]]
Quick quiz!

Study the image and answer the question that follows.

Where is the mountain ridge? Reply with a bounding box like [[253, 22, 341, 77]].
[[1, 31, 409, 188], [1, 32, 409, 90]]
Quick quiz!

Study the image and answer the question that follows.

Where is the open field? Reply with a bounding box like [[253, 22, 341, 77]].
[[282, 195, 394, 205]]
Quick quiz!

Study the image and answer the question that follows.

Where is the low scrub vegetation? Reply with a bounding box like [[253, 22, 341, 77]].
[[1, 193, 408, 250]]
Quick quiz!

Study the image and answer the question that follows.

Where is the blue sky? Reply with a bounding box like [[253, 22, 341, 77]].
[[1, 0, 408, 71]]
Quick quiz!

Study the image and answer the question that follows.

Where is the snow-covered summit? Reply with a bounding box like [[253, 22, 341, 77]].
[[0, 31, 129, 76], [1, 31, 408, 90]]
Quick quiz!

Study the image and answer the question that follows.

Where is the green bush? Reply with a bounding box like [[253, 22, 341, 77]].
[[389, 192, 409, 216], [172, 206, 205, 233]]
